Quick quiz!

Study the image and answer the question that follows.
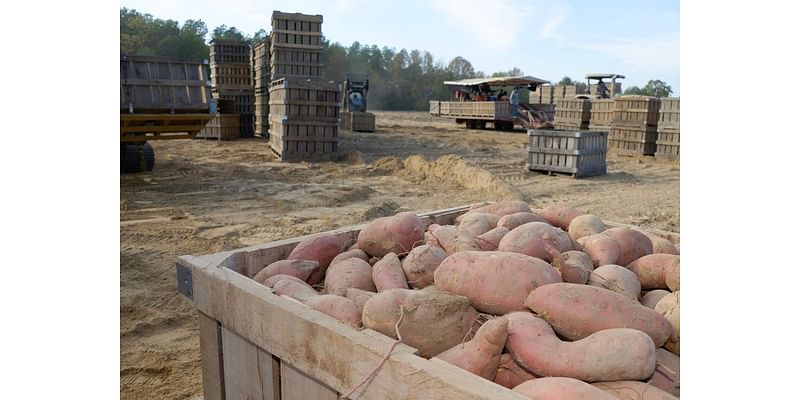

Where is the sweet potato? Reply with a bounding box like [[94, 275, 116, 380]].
[[272, 279, 320, 302], [402, 244, 448, 289], [603, 227, 653, 266], [567, 214, 606, 240], [495, 354, 538, 389], [323, 258, 376, 297], [456, 201, 531, 223], [497, 212, 547, 230], [541, 204, 582, 230], [372, 252, 409, 291], [329, 248, 370, 267], [506, 312, 656, 382], [345, 288, 376, 311], [435, 317, 509, 380], [399, 287, 480, 358], [287, 233, 345, 285], [579, 234, 621, 267], [649, 235, 679, 255], [640, 290, 671, 309], [458, 212, 500, 236], [627, 254, 680, 290], [525, 283, 673, 346], [262, 274, 309, 288], [655, 291, 680, 355], [650, 348, 680, 397], [551, 251, 594, 284], [588, 264, 641, 301], [592, 381, 678, 400], [361, 289, 413, 338], [512, 377, 618, 400], [430, 225, 482, 254], [304, 295, 362, 327], [475, 227, 510, 251], [357, 211, 425, 258], [665, 259, 679, 291], [498, 222, 564, 262], [434, 251, 561, 315], [253, 259, 320, 284]]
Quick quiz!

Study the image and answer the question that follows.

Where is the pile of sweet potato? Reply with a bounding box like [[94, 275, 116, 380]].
[[254, 203, 681, 398]]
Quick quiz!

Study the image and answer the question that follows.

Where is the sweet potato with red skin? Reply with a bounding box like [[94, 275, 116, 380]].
[[430, 225, 482, 254], [498, 222, 564, 262], [361, 289, 413, 338], [495, 354, 538, 389], [665, 260, 679, 291], [580, 234, 621, 267], [253, 259, 320, 284], [650, 348, 680, 397], [329, 248, 370, 267], [476, 227, 510, 251], [627, 254, 679, 290], [272, 279, 320, 302], [402, 244, 448, 289], [649, 235, 679, 255], [434, 251, 562, 315], [506, 312, 656, 382], [304, 295, 362, 327], [323, 258, 376, 297], [435, 317, 509, 380], [357, 211, 425, 258], [398, 287, 480, 357], [263, 274, 310, 288], [287, 233, 345, 285], [525, 283, 673, 346], [552, 251, 594, 284], [456, 201, 532, 223], [424, 231, 440, 247], [458, 212, 500, 236], [588, 264, 641, 301], [603, 227, 653, 266], [345, 288, 376, 311], [640, 290, 670, 309], [372, 252, 409, 291], [655, 291, 680, 355], [593, 381, 678, 400], [497, 212, 547, 230], [541, 205, 582, 230], [513, 377, 618, 400], [567, 214, 606, 240]]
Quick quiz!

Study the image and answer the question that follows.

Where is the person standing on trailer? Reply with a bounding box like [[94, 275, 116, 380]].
[[510, 87, 520, 118]]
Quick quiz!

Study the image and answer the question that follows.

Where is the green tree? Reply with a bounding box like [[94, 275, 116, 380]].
[[120, 8, 208, 59], [212, 25, 247, 41], [641, 80, 673, 97], [492, 67, 523, 77], [623, 86, 645, 95], [557, 76, 575, 85], [446, 56, 476, 79]]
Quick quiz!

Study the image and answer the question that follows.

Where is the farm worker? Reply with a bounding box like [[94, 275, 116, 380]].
[[510, 87, 520, 117], [596, 80, 609, 98]]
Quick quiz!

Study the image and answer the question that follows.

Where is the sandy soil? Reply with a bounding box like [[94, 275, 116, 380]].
[[120, 111, 679, 399]]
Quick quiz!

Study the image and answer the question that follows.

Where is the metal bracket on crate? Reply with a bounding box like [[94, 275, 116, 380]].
[[176, 262, 193, 301]]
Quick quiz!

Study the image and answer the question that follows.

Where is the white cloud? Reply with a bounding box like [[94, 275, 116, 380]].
[[538, 12, 565, 40], [428, 0, 534, 51], [575, 34, 680, 74]]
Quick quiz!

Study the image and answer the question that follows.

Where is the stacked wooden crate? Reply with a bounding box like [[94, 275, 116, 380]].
[[270, 12, 323, 81], [609, 96, 661, 156], [656, 97, 680, 160], [252, 38, 270, 138], [531, 85, 554, 104], [589, 99, 615, 132], [210, 39, 255, 138], [340, 112, 376, 132], [526, 129, 608, 178], [554, 98, 592, 130], [196, 113, 241, 140]]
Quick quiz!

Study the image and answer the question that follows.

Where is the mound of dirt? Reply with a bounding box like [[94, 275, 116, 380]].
[[401, 155, 525, 201]]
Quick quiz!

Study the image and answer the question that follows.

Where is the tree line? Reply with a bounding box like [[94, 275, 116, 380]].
[[120, 8, 674, 110]]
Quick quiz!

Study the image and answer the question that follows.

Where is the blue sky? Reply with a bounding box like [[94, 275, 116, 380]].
[[121, 0, 679, 94]]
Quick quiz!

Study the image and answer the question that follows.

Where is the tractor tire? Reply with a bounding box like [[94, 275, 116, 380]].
[[477, 121, 487, 130], [121, 142, 155, 174], [465, 120, 477, 129]]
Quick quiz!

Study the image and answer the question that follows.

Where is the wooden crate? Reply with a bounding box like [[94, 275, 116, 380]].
[[552, 85, 567, 99], [655, 142, 680, 160], [195, 113, 240, 140], [210, 64, 253, 91], [532, 85, 553, 104], [269, 48, 323, 80], [610, 126, 658, 156], [610, 126, 658, 142], [555, 99, 591, 127], [255, 94, 269, 137], [240, 114, 255, 138], [590, 99, 615, 127], [588, 123, 612, 132], [271, 11, 323, 32], [555, 98, 591, 112], [590, 83, 622, 97], [252, 38, 271, 70], [526, 129, 608, 178], [268, 78, 340, 122], [268, 118, 338, 162], [210, 39, 251, 65], [213, 89, 255, 115], [554, 121, 589, 131], [658, 97, 680, 131], [609, 139, 657, 156], [613, 96, 661, 127], [120, 55, 212, 113], [341, 112, 376, 132]]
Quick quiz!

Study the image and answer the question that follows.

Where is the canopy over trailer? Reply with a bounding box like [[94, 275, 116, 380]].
[[443, 75, 550, 99], [584, 73, 625, 98]]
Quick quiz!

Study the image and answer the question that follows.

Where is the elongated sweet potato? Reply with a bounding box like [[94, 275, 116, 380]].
[[323, 258, 376, 297], [329, 248, 370, 267], [512, 377, 617, 400], [567, 214, 606, 241], [434, 251, 562, 315], [272, 279, 320, 302], [640, 290, 670, 309], [552, 251, 594, 284], [357, 211, 425, 258], [665, 259, 679, 291], [655, 291, 680, 355], [525, 283, 673, 346], [456, 201, 531, 223], [435, 317, 508, 380], [588, 264, 641, 301], [263, 274, 309, 288], [541, 204, 582, 230], [476, 227, 510, 251], [430, 225, 482, 254], [253, 259, 320, 285], [579, 234, 621, 267], [495, 354, 538, 389], [497, 212, 547, 230], [506, 312, 656, 382], [402, 244, 448, 289], [650, 348, 680, 397], [372, 252, 409, 291], [627, 254, 680, 290], [304, 295, 362, 327], [345, 288, 376, 311], [498, 222, 564, 262], [458, 212, 500, 236], [603, 227, 653, 266], [593, 381, 678, 400], [287, 233, 345, 285]]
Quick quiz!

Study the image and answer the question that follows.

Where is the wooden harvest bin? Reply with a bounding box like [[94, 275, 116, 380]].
[[526, 129, 608, 178], [589, 99, 615, 128], [176, 204, 680, 400], [195, 113, 240, 140], [120, 55, 212, 114], [341, 111, 376, 132]]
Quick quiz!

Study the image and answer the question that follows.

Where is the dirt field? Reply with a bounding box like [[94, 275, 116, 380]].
[[120, 111, 679, 399]]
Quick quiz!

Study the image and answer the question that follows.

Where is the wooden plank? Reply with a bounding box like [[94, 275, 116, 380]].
[[259, 349, 281, 400], [199, 313, 225, 400], [281, 362, 339, 400], [222, 326, 268, 400]]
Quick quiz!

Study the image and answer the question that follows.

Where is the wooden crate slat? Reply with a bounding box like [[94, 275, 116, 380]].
[[199, 313, 225, 400]]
